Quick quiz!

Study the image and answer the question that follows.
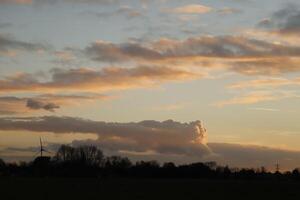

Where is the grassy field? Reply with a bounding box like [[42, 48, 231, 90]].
[[1, 178, 300, 200]]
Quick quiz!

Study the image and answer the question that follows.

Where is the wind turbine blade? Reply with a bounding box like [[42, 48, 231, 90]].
[[44, 149, 52, 154], [33, 151, 41, 157]]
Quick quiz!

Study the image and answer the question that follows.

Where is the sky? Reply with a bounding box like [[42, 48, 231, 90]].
[[1, 0, 300, 170]]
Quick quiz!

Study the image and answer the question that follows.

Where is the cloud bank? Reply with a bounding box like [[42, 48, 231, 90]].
[[0, 116, 210, 157], [85, 36, 300, 75], [1, 116, 300, 170]]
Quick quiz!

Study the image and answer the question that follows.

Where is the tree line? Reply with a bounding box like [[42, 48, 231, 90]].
[[1, 145, 300, 181]]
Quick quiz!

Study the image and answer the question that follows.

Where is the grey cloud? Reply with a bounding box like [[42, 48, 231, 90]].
[[217, 7, 241, 15], [85, 42, 162, 62], [0, 0, 119, 4], [208, 143, 300, 170], [0, 22, 12, 29], [82, 6, 144, 20], [0, 34, 48, 55], [230, 58, 300, 75], [85, 36, 300, 62], [26, 99, 60, 112], [257, 5, 300, 35], [0, 94, 109, 114], [84, 35, 300, 75], [0, 116, 211, 158], [2, 121, 300, 169]]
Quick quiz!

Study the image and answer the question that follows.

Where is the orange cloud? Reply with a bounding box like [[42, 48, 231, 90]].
[[85, 36, 300, 75], [0, 66, 201, 93], [168, 4, 212, 14], [228, 77, 300, 89]]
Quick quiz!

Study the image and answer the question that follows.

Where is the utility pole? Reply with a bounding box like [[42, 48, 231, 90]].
[[275, 162, 280, 173], [40, 137, 44, 157]]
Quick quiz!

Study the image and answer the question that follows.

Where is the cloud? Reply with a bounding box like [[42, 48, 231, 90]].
[[228, 77, 300, 89], [213, 91, 296, 107], [257, 5, 300, 36], [0, 22, 12, 29], [248, 107, 280, 112], [0, 0, 119, 4], [0, 0, 32, 4], [85, 40, 163, 62], [0, 66, 200, 93], [217, 7, 241, 15], [208, 143, 300, 170], [151, 103, 185, 111], [26, 99, 59, 112], [84, 36, 300, 75], [0, 116, 211, 157], [81, 6, 143, 20], [0, 94, 109, 114], [167, 4, 212, 14], [1, 116, 300, 169], [0, 34, 48, 56]]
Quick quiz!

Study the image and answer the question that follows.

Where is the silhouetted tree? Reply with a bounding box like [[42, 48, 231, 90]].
[[54, 145, 104, 167], [105, 156, 132, 169], [163, 162, 176, 169], [76, 146, 104, 166], [54, 145, 76, 162], [0, 158, 5, 168], [2, 144, 300, 181]]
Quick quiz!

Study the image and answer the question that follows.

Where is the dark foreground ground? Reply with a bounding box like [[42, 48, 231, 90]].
[[1, 178, 300, 200]]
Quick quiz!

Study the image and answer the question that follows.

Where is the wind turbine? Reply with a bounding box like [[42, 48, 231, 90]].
[[37, 137, 51, 158]]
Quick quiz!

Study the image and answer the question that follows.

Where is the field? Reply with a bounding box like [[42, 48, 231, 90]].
[[1, 178, 300, 200]]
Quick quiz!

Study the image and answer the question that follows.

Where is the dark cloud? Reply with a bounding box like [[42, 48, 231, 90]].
[[209, 143, 300, 170], [26, 99, 59, 112], [0, 94, 109, 114], [257, 5, 300, 35], [0, 34, 48, 55], [1, 117, 300, 169]]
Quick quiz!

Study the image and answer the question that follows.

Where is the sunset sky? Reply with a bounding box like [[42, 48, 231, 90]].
[[1, 0, 300, 170]]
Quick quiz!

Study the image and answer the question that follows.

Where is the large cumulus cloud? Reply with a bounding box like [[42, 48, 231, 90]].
[[1, 116, 300, 170], [0, 116, 211, 157]]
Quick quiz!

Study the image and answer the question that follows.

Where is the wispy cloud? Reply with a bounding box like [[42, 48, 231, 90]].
[[217, 7, 241, 15], [0, 34, 49, 57], [167, 4, 212, 14], [248, 107, 280, 112], [151, 103, 186, 111], [213, 91, 296, 107], [228, 78, 300, 89]]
